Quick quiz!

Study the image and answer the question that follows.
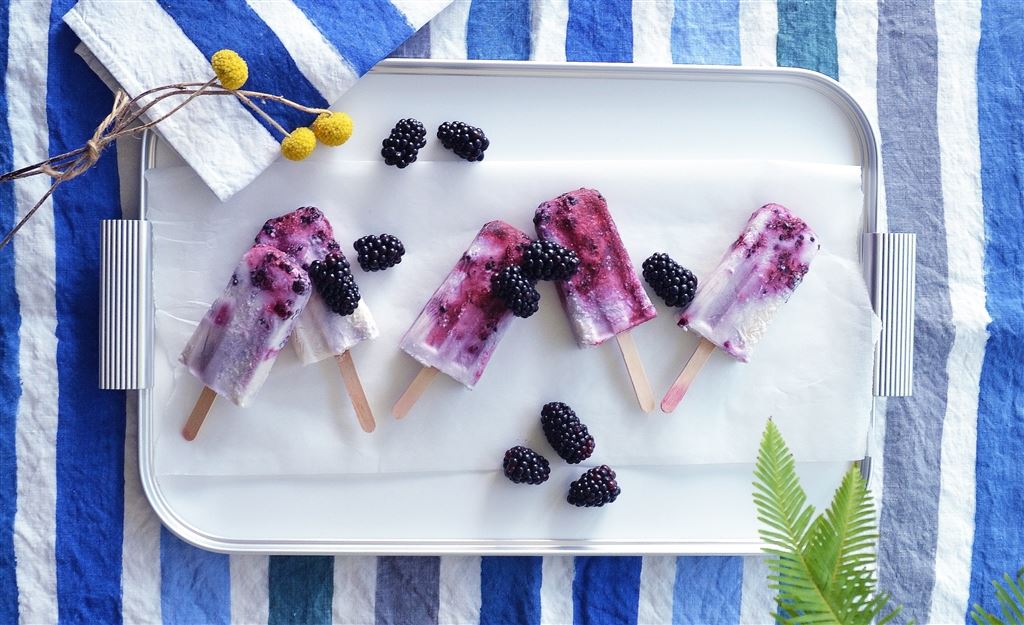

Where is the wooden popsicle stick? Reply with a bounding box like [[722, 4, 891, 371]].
[[661, 338, 716, 413], [615, 331, 655, 413], [392, 366, 440, 420], [335, 351, 376, 433], [182, 386, 217, 441]]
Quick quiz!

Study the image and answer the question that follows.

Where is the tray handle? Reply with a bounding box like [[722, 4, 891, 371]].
[[864, 232, 917, 397], [100, 219, 151, 390]]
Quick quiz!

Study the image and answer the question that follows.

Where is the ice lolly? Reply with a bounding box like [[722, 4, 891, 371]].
[[180, 244, 311, 439], [534, 188, 657, 411], [255, 206, 379, 432], [661, 203, 820, 412], [393, 220, 532, 417]]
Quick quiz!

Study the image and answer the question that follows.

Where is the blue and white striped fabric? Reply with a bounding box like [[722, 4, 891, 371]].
[[2, 0, 1022, 624]]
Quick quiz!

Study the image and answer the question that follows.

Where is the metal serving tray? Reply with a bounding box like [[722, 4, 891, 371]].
[[101, 60, 914, 554]]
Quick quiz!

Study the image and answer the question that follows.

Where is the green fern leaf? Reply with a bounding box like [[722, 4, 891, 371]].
[[971, 570, 1024, 625]]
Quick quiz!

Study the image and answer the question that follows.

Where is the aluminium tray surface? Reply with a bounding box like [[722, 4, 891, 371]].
[[138, 60, 881, 555]]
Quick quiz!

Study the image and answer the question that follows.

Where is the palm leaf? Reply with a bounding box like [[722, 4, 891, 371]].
[[971, 570, 1024, 625]]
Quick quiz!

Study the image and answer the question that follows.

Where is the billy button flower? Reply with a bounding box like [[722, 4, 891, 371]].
[[280, 127, 316, 161], [210, 49, 248, 90], [311, 112, 353, 146]]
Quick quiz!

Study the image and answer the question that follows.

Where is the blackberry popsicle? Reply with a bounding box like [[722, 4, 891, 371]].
[[533, 188, 658, 412], [661, 203, 820, 413]]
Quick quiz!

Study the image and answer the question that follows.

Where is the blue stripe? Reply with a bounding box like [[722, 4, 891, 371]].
[[48, 2, 125, 622], [269, 556, 334, 625], [565, 0, 633, 62], [391, 23, 431, 59], [156, 0, 325, 135], [467, 0, 531, 60], [672, 556, 742, 625], [573, 557, 642, 625], [776, 0, 838, 79], [0, 0, 21, 622], [969, 0, 1024, 616], [160, 528, 230, 625], [670, 0, 741, 65], [375, 557, 440, 625], [480, 556, 542, 625], [292, 0, 413, 75]]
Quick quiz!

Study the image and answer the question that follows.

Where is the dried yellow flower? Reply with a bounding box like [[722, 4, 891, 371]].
[[280, 127, 316, 161], [211, 49, 248, 91], [311, 112, 354, 147]]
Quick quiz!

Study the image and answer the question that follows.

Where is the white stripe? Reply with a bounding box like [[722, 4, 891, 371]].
[[738, 556, 773, 624], [428, 0, 471, 60], [438, 556, 481, 625], [631, 0, 674, 64], [121, 393, 162, 625], [531, 0, 569, 62], [637, 556, 675, 624], [63, 0, 279, 201], [246, 0, 358, 102], [539, 556, 574, 625], [7, 0, 58, 622], [739, 0, 778, 67], [332, 556, 376, 625], [391, 0, 453, 29], [929, 1, 986, 622], [229, 555, 269, 625]]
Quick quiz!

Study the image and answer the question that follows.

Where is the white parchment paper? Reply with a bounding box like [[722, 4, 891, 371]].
[[149, 158, 874, 476]]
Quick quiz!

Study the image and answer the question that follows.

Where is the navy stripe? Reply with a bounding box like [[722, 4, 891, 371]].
[[969, 0, 1024, 616], [671, 0, 741, 65], [269, 556, 334, 625], [0, 0, 21, 622], [391, 23, 432, 59], [156, 0, 324, 135], [672, 556, 742, 625], [573, 557, 642, 625], [467, 0, 531, 60], [159, 528, 230, 625], [48, 2, 125, 622], [479, 556, 542, 625], [776, 0, 838, 79], [375, 557, 440, 625], [565, 0, 633, 62], [875, 0, 950, 621], [292, 0, 413, 75]]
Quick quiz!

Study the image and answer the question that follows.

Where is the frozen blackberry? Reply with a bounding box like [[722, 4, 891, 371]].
[[642, 253, 698, 308], [354, 234, 405, 272], [307, 253, 361, 315], [502, 446, 551, 485], [381, 118, 427, 168], [541, 402, 595, 464], [437, 121, 489, 162], [520, 240, 580, 282], [491, 265, 540, 318], [567, 465, 621, 507]]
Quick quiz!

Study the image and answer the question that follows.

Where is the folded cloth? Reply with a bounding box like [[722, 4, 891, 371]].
[[63, 0, 450, 200]]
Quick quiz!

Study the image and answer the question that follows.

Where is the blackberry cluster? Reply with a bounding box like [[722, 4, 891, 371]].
[[567, 465, 621, 508], [307, 253, 361, 316], [437, 121, 489, 162], [642, 253, 698, 308], [381, 118, 427, 168], [491, 265, 540, 318], [502, 446, 551, 485], [354, 234, 405, 272], [541, 402, 595, 464], [520, 240, 580, 282]]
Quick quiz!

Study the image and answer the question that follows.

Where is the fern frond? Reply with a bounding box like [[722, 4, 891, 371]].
[[971, 570, 1024, 625]]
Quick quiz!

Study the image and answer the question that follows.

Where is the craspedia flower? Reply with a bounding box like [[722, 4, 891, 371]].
[[280, 127, 316, 161], [311, 112, 353, 146], [211, 49, 248, 90]]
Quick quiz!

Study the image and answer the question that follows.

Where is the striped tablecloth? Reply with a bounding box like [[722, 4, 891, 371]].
[[2, 1, 1021, 624]]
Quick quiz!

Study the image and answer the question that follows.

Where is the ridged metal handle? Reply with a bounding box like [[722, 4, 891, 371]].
[[864, 233, 916, 397], [100, 220, 151, 390]]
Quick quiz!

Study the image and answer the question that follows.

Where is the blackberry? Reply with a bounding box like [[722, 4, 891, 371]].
[[540, 402, 595, 464], [354, 234, 405, 272], [642, 253, 698, 308], [567, 465, 621, 507], [520, 240, 580, 282], [491, 265, 540, 318], [502, 446, 551, 485], [381, 118, 427, 168], [307, 253, 361, 315], [437, 121, 489, 162]]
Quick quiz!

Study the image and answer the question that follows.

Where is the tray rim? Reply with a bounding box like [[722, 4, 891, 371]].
[[137, 59, 881, 555]]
